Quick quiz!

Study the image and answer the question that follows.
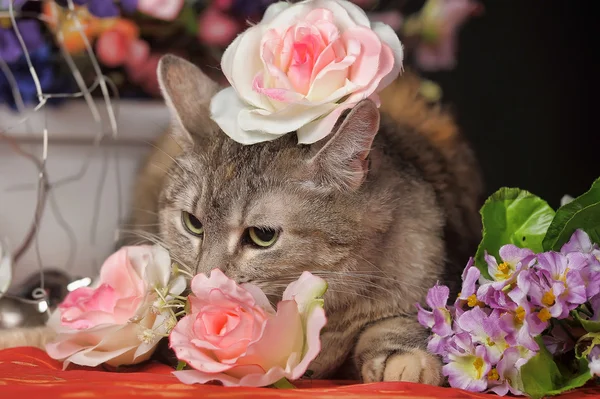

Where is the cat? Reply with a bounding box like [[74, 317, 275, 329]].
[[0, 54, 483, 385]]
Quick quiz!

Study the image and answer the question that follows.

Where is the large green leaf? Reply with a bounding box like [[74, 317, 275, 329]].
[[474, 188, 555, 279], [522, 337, 592, 399], [543, 177, 600, 251]]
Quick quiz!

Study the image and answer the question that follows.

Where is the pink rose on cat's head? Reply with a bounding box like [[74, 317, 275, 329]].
[[170, 269, 328, 387], [210, 0, 403, 145], [46, 245, 186, 368]]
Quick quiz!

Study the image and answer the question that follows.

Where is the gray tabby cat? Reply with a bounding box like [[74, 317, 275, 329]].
[[0, 54, 483, 385]]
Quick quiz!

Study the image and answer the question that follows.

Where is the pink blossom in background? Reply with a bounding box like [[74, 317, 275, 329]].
[[197, 6, 242, 47], [137, 0, 184, 21], [414, 0, 482, 71]]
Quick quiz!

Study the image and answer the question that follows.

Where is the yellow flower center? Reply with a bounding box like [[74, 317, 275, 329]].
[[538, 307, 552, 322], [560, 268, 570, 283], [488, 368, 500, 381], [486, 337, 495, 347], [467, 294, 479, 307], [495, 262, 511, 279], [473, 357, 485, 379], [542, 291, 556, 307], [514, 306, 526, 323]]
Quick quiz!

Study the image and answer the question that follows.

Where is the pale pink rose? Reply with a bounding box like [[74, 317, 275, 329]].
[[170, 269, 328, 387], [197, 7, 241, 47], [45, 245, 186, 368], [414, 0, 482, 71], [138, 0, 184, 21], [210, 0, 403, 145]]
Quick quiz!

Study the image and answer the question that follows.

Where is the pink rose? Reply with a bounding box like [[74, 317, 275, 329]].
[[170, 270, 328, 387], [210, 0, 403, 145], [137, 0, 184, 21], [46, 245, 186, 368]]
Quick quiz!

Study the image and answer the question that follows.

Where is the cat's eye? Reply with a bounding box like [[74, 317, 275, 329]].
[[182, 211, 204, 237], [246, 227, 279, 248]]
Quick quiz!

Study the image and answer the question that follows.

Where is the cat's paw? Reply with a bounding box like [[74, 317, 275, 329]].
[[361, 349, 443, 385]]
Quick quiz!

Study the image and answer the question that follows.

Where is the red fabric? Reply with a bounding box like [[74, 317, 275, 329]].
[[1, 347, 599, 399]]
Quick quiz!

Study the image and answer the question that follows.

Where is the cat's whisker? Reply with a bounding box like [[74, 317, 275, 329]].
[[143, 140, 185, 173]]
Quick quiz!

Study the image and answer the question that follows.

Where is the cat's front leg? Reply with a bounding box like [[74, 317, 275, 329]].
[[353, 315, 443, 385]]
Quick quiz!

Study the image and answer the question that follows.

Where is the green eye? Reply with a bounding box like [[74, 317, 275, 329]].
[[182, 212, 204, 236], [247, 227, 279, 248]]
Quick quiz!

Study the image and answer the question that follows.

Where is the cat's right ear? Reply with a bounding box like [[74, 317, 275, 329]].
[[157, 54, 220, 149]]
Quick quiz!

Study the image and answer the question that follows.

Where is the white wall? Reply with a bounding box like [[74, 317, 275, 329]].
[[0, 100, 170, 289]]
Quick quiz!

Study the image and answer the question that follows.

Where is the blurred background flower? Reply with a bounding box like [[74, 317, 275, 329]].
[[1, 0, 483, 103]]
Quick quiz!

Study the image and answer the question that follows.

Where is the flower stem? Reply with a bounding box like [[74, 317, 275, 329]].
[[271, 378, 296, 389]]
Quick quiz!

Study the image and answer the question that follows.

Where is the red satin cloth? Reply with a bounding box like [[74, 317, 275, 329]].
[[1, 347, 599, 399]]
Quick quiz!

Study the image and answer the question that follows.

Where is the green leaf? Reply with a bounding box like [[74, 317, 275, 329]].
[[474, 188, 555, 279], [176, 361, 187, 371], [271, 378, 296, 389], [522, 337, 592, 398], [543, 177, 600, 251], [178, 6, 198, 35], [521, 337, 563, 399], [574, 311, 600, 333]]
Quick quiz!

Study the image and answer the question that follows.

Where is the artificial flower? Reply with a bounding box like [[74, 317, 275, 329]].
[[589, 346, 600, 377], [210, 0, 403, 145], [456, 308, 509, 363], [95, 19, 139, 67], [55, 0, 120, 18], [0, 19, 43, 64], [42, 2, 116, 54], [482, 245, 535, 290], [0, 44, 73, 110], [488, 346, 530, 396], [406, 0, 481, 71], [45, 245, 186, 368], [521, 253, 587, 320], [170, 269, 327, 387], [137, 0, 184, 21], [197, 6, 241, 47], [442, 333, 491, 392]]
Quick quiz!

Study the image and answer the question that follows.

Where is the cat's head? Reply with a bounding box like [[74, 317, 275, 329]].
[[155, 55, 390, 300]]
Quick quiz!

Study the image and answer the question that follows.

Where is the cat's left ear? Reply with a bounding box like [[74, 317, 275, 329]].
[[157, 54, 220, 148], [306, 99, 380, 191]]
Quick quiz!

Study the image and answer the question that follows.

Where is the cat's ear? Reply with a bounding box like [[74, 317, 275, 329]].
[[307, 99, 380, 191], [157, 54, 220, 148]]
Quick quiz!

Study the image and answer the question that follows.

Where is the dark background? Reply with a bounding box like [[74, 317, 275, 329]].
[[422, 0, 597, 208]]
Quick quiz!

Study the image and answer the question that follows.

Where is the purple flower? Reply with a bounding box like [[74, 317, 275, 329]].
[[443, 333, 492, 392], [561, 230, 600, 299], [120, 0, 138, 14], [487, 346, 532, 396], [483, 245, 536, 290], [498, 297, 547, 351], [0, 20, 43, 64], [455, 258, 483, 314], [456, 307, 509, 363], [55, 0, 119, 18], [525, 253, 588, 319], [417, 284, 453, 337]]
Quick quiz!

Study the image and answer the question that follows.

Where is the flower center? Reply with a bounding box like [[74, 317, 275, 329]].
[[467, 294, 479, 307], [486, 337, 495, 347], [538, 307, 552, 322], [473, 357, 484, 379], [514, 306, 526, 324], [542, 291, 556, 307], [495, 262, 512, 279], [560, 268, 570, 283], [488, 368, 499, 381]]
